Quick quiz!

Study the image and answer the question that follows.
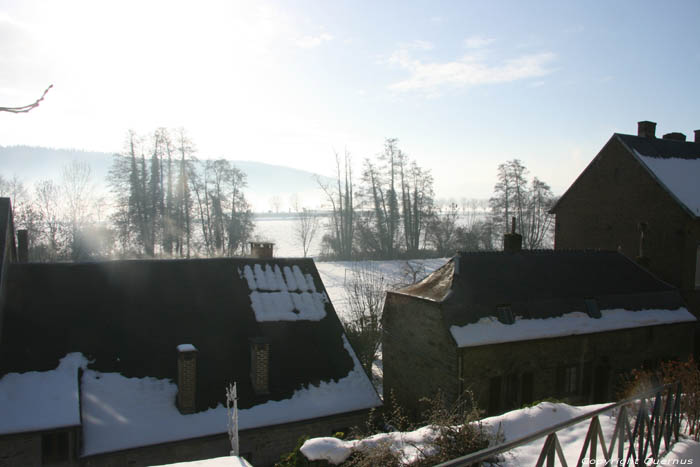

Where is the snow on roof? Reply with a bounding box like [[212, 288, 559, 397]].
[[0, 353, 88, 435], [177, 344, 197, 352], [449, 307, 695, 348], [239, 264, 328, 322], [153, 456, 252, 467], [81, 335, 380, 456], [634, 150, 700, 216]]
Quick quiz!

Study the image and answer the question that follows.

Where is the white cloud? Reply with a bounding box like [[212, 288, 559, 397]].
[[405, 39, 434, 51], [296, 32, 333, 48], [463, 36, 495, 49], [388, 49, 555, 95]]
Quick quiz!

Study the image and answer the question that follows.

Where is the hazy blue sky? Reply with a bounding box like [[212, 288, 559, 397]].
[[1, 0, 699, 200]]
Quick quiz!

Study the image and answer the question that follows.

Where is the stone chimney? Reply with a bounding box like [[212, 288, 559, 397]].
[[636, 222, 650, 268], [662, 132, 686, 142], [694, 129, 700, 143], [503, 217, 522, 253], [176, 344, 198, 414], [637, 121, 656, 139], [16, 230, 28, 263], [250, 338, 270, 394], [249, 242, 274, 259]]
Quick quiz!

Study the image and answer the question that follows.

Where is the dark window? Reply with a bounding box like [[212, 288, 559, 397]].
[[557, 365, 579, 396], [695, 245, 700, 288], [488, 376, 502, 415], [42, 431, 69, 463], [584, 299, 601, 319], [497, 305, 514, 324], [521, 372, 534, 406], [505, 373, 519, 409], [582, 361, 593, 397]]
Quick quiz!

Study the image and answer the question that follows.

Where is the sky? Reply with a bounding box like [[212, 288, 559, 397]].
[[1, 0, 699, 200]]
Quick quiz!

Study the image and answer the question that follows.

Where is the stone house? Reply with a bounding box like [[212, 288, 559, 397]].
[[0, 198, 381, 467], [550, 121, 700, 317], [382, 235, 695, 417]]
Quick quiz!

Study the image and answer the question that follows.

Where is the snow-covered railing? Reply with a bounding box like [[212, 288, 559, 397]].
[[436, 382, 682, 467]]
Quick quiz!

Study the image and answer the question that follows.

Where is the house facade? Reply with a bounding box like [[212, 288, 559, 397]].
[[0, 199, 381, 467], [550, 121, 700, 317], [383, 244, 695, 417]]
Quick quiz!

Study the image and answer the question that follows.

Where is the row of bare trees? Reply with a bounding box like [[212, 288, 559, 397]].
[[317, 140, 555, 260], [108, 128, 254, 258]]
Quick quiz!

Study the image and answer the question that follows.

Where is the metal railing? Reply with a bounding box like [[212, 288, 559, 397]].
[[435, 382, 682, 467]]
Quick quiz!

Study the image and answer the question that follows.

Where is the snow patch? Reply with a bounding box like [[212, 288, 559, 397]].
[[635, 150, 700, 216], [450, 307, 696, 348], [0, 353, 88, 435], [177, 344, 197, 352], [153, 456, 252, 467], [241, 264, 328, 321], [81, 337, 380, 456]]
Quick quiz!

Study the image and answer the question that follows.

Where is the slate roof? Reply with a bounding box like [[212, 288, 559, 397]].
[[552, 133, 700, 217], [397, 249, 687, 330], [0, 257, 380, 442]]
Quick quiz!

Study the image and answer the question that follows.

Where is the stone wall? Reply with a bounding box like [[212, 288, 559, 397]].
[[553, 137, 698, 296], [382, 292, 459, 417], [460, 322, 694, 414], [81, 409, 368, 467]]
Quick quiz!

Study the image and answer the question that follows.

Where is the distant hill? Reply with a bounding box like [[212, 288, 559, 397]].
[[0, 146, 332, 211]]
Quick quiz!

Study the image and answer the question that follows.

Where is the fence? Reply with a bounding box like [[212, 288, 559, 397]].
[[435, 382, 682, 467]]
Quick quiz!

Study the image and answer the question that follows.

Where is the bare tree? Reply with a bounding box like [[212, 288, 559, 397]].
[[317, 149, 354, 259], [61, 161, 95, 260], [295, 208, 319, 257], [342, 263, 386, 373], [0, 85, 52, 113]]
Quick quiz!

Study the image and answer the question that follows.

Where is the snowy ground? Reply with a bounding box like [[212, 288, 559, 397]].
[[316, 257, 448, 397], [301, 401, 700, 465]]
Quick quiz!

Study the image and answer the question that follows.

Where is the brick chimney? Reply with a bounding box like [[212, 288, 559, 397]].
[[250, 338, 270, 394], [16, 230, 28, 263], [503, 217, 522, 253], [694, 129, 700, 143], [637, 121, 656, 139], [662, 132, 686, 142], [176, 344, 198, 414], [249, 242, 274, 259]]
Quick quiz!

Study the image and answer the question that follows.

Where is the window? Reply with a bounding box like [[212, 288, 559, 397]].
[[42, 431, 69, 463], [488, 376, 502, 415], [584, 298, 601, 319], [557, 365, 579, 396], [564, 366, 579, 394], [521, 372, 534, 406], [695, 245, 700, 289], [505, 373, 519, 410], [497, 305, 514, 324]]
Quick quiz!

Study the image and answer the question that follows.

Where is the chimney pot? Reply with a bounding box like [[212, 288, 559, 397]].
[[503, 217, 522, 253], [662, 132, 686, 142], [249, 242, 274, 259], [17, 229, 28, 263], [637, 121, 656, 139], [176, 344, 198, 414]]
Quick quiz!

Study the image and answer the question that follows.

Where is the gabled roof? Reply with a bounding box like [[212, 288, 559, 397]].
[[0, 257, 380, 454], [616, 134, 700, 217], [395, 250, 694, 348], [551, 134, 700, 218]]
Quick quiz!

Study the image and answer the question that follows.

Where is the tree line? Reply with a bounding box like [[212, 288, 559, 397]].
[[2, 134, 556, 262], [318, 138, 557, 260], [2, 128, 255, 261]]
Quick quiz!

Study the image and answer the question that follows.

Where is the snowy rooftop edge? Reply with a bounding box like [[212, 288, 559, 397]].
[[634, 149, 700, 216], [450, 307, 695, 348], [80, 335, 380, 456]]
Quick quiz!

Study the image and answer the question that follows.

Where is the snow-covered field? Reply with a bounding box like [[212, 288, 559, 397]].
[[301, 401, 700, 465]]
